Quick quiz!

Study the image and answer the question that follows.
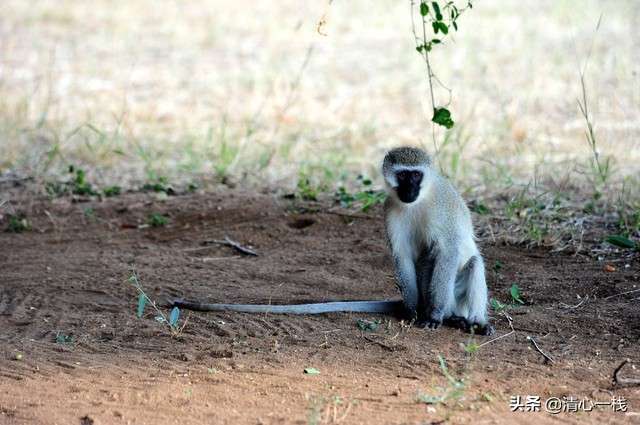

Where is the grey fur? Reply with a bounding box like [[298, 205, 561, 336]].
[[172, 299, 403, 314], [382, 146, 493, 335]]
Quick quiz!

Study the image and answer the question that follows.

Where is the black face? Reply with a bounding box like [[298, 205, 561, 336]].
[[395, 170, 423, 203]]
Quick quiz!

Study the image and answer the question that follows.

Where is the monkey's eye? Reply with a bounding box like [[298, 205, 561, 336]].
[[396, 170, 422, 184], [396, 171, 409, 181]]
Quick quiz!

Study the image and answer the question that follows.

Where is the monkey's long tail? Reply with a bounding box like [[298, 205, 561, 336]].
[[171, 299, 403, 314]]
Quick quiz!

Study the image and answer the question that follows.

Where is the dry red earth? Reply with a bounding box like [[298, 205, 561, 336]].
[[1, 188, 639, 424]]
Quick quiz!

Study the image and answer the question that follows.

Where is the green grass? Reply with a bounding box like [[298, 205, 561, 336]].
[[0, 0, 639, 249], [417, 355, 466, 406], [6, 214, 30, 233], [147, 213, 168, 227]]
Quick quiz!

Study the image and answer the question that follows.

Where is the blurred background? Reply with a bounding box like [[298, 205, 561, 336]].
[[1, 0, 638, 196]]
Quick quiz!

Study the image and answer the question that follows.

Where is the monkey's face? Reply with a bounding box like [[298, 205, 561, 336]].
[[394, 170, 423, 203]]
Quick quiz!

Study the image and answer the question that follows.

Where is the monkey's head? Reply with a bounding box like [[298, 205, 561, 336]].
[[382, 147, 431, 204]]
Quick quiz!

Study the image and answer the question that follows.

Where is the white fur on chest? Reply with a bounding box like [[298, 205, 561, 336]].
[[386, 205, 432, 262], [387, 202, 478, 265]]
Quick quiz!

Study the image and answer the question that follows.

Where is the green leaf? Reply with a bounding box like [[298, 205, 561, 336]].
[[136, 293, 147, 318], [420, 2, 429, 16], [416, 43, 431, 53], [490, 298, 506, 312], [55, 332, 74, 344], [463, 342, 479, 354], [470, 201, 490, 215], [103, 185, 121, 197], [304, 367, 320, 375], [432, 107, 454, 129], [509, 284, 525, 305], [493, 260, 503, 273], [356, 318, 381, 332], [605, 235, 637, 250], [431, 1, 443, 20], [169, 306, 180, 327], [432, 21, 448, 35], [147, 213, 168, 227]]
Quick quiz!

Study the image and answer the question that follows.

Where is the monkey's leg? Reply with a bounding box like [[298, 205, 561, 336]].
[[415, 248, 435, 326], [424, 250, 458, 329], [394, 256, 419, 320], [454, 256, 494, 336]]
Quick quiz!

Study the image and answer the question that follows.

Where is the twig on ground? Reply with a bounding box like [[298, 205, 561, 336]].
[[558, 295, 589, 309], [0, 174, 32, 185], [363, 335, 405, 352], [613, 359, 640, 388], [604, 288, 640, 300], [527, 336, 554, 364], [478, 312, 515, 348], [201, 236, 258, 256], [200, 256, 243, 262]]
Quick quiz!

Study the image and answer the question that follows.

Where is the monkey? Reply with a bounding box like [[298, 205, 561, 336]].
[[382, 146, 494, 335], [172, 146, 493, 335]]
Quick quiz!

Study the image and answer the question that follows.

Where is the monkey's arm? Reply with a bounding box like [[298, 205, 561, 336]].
[[393, 256, 419, 318], [425, 249, 458, 328], [172, 299, 403, 314]]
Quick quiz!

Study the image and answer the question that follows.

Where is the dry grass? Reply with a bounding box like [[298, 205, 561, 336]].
[[1, 0, 639, 200]]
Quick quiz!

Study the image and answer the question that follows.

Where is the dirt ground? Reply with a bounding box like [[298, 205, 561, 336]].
[[1, 188, 639, 424]]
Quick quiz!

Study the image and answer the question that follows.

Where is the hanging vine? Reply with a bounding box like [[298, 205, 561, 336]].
[[411, 1, 474, 150]]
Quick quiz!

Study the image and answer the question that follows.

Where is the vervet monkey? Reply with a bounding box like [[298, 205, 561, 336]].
[[173, 147, 493, 335], [382, 146, 493, 335]]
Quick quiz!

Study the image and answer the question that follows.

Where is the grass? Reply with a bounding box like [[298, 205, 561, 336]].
[[6, 214, 30, 233], [306, 394, 352, 425], [147, 213, 168, 227], [128, 271, 186, 337], [417, 355, 466, 406], [0, 1, 638, 249]]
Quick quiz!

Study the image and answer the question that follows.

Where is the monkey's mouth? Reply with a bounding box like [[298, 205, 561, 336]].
[[396, 185, 420, 203]]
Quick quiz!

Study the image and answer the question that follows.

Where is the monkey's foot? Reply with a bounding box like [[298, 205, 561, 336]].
[[416, 319, 442, 329], [468, 322, 495, 336]]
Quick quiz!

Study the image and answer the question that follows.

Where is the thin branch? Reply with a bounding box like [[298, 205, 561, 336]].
[[411, 0, 438, 154], [558, 295, 589, 309], [527, 336, 554, 364], [613, 359, 640, 388], [202, 236, 258, 256], [604, 288, 640, 300], [316, 0, 334, 36], [478, 312, 515, 348]]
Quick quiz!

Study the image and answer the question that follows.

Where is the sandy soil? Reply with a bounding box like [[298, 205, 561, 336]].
[[1, 188, 639, 424]]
